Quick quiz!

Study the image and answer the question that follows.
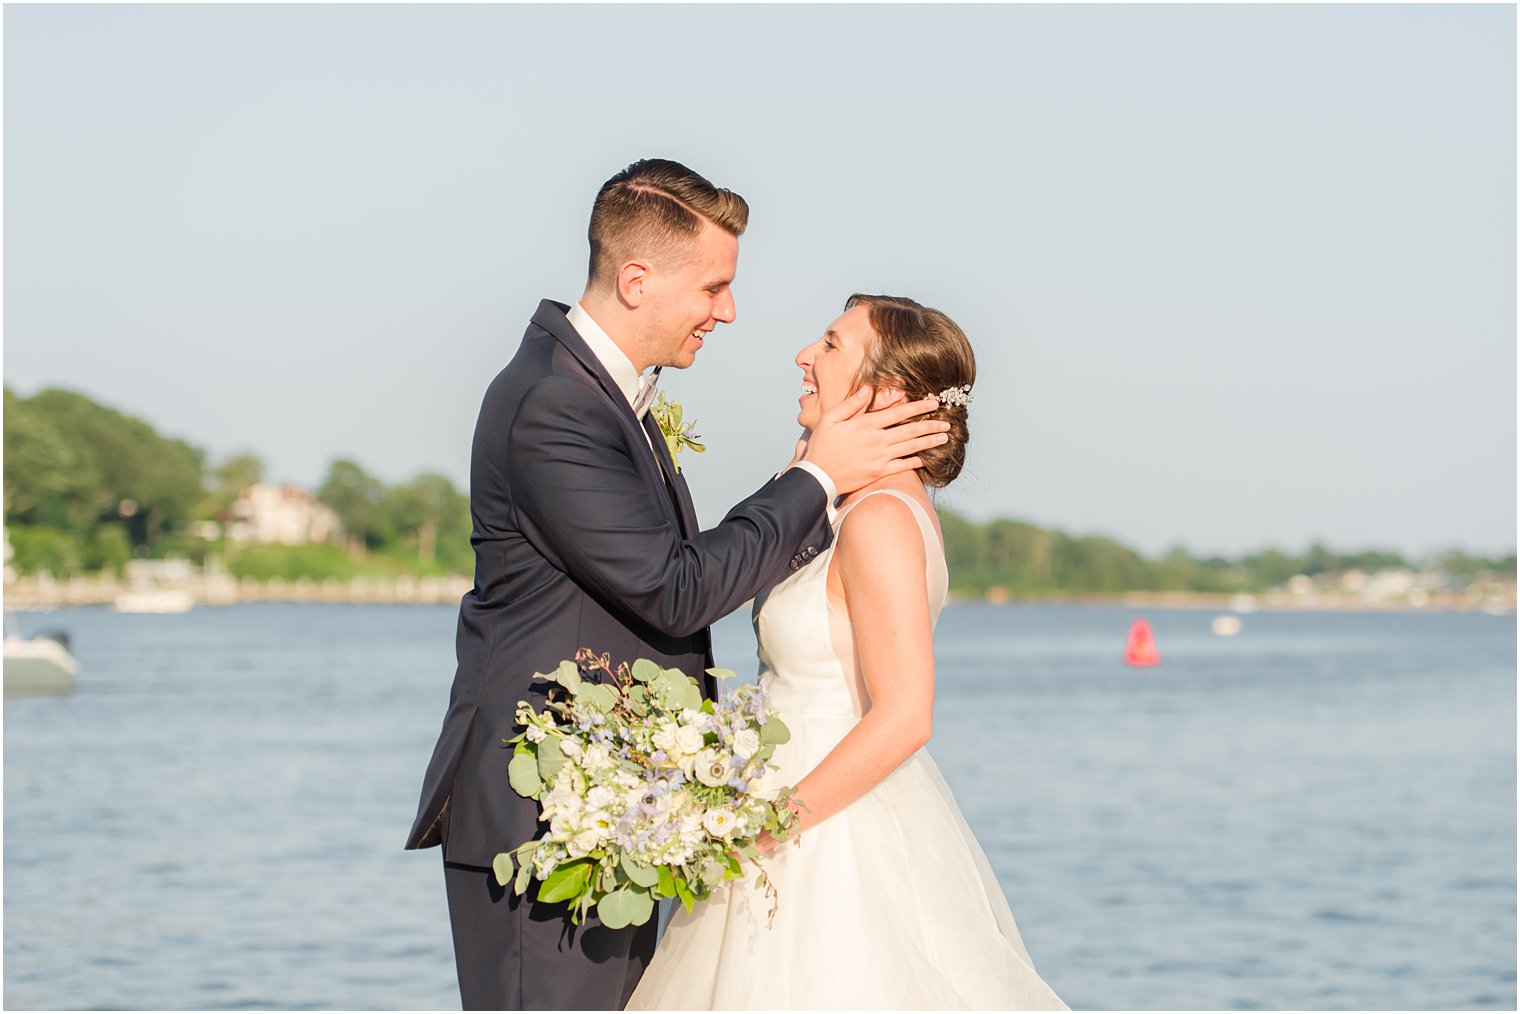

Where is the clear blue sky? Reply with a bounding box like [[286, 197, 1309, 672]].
[[4, 4, 1514, 558]]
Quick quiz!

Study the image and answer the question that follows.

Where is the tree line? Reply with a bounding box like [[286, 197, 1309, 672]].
[[3, 387, 470, 579], [4, 386, 1513, 591], [938, 511, 1515, 598]]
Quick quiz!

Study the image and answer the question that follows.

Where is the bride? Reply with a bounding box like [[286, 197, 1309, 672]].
[[625, 294, 1068, 1011]]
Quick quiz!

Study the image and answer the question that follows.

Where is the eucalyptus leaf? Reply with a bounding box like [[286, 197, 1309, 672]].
[[598, 887, 654, 929], [620, 854, 660, 888], [514, 850, 534, 895], [537, 736, 566, 783], [631, 658, 661, 683], [681, 682, 703, 712], [508, 753, 543, 797], [492, 852, 515, 888], [555, 660, 582, 692], [581, 682, 618, 712], [760, 716, 791, 745], [699, 861, 726, 889], [705, 667, 736, 681]]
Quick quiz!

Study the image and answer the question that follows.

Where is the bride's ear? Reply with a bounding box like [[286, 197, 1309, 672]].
[[871, 385, 908, 410]]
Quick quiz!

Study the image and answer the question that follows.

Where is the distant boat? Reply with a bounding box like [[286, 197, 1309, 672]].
[[1229, 594, 1258, 614], [4, 630, 79, 695], [114, 589, 194, 614], [114, 559, 196, 613], [1211, 615, 1243, 637]]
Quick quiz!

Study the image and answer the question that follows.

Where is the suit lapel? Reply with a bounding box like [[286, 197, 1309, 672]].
[[531, 300, 632, 420], [642, 414, 700, 538], [531, 300, 687, 531]]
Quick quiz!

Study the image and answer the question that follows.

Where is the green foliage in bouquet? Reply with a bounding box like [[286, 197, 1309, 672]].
[[494, 648, 801, 928]]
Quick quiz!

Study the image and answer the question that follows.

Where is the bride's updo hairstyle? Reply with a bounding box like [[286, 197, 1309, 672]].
[[846, 293, 976, 488]]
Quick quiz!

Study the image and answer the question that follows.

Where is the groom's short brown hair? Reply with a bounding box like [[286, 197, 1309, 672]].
[[586, 159, 749, 289]]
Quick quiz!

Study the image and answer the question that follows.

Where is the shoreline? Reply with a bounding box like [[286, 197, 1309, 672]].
[[4, 584, 1512, 615], [948, 591, 1516, 614]]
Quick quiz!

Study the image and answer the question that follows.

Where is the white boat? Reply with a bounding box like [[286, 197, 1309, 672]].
[[114, 589, 195, 614], [1210, 614, 1243, 637], [113, 559, 196, 613], [4, 630, 79, 695]]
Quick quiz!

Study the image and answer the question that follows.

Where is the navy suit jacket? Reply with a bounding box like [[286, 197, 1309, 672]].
[[407, 299, 831, 866]]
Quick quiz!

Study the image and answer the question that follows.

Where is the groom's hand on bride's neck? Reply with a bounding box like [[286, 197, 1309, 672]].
[[798, 387, 949, 496]]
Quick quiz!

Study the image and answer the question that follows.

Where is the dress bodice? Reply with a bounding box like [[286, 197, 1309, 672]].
[[630, 493, 1070, 1012], [753, 488, 948, 723]]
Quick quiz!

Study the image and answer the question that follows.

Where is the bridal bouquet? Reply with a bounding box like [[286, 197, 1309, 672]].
[[494, 648, 800, 929]]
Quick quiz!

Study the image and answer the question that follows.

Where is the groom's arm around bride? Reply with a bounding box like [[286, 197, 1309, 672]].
[[407, 158, 948, 1012]]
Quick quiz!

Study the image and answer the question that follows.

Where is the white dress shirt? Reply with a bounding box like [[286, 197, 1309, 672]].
[[564, 301, 839, 520], [566, 301, 644, 413]]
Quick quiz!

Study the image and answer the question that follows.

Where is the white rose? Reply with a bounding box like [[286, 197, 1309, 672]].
[[559, 737, 583, 758], [731, 728, 760, 760], [651, 722, 680, 755], [585, 785, 616, 811], [673, 725, 705, 757], [583, 743, 612, 771], [694, 749, 731, 788], [745, 768, 782, 799], [568, 829, 601, 858], [524, 725, 547, 743], [549, 814, 577, 840], [701, 808, 736, 838]]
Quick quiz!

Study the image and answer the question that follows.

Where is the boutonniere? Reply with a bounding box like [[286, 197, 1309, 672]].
[[649, 392, 706, 474]]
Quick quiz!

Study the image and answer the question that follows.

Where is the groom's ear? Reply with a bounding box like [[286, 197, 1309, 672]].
[[616, 259, 652, 309]]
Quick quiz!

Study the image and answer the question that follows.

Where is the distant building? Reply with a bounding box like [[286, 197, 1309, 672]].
[[228, 484, 342, 546]]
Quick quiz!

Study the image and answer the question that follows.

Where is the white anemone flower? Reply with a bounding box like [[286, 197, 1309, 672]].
[[694, 749, 730, 788]]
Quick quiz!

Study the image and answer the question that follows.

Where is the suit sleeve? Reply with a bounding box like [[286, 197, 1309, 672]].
[[505, 376, 830, 638]]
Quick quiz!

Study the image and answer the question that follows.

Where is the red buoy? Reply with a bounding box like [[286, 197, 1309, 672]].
[[1124, 618, 1160, 667]]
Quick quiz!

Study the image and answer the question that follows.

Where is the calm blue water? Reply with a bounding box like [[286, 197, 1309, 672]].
[[4, 604, 1514, 1010]]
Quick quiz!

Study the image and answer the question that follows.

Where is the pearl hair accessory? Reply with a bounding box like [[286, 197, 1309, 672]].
[[936, 384, 973, 408]]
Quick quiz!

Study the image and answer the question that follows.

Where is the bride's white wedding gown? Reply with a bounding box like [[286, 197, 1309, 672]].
[[625, 489, 1068, 1011]]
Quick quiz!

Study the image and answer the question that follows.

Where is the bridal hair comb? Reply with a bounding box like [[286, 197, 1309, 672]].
[[936, 384, 973, 408]]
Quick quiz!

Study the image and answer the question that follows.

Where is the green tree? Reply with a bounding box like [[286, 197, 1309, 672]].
[[3, 387, 98, 530], [199, 451, 266, 519], [386, 472, 469, 566], [26, 388, 203, 550], [317, 459, 386, 553]]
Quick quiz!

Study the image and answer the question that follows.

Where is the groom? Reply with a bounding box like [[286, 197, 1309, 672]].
[[407, 158, 948, 1010]]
